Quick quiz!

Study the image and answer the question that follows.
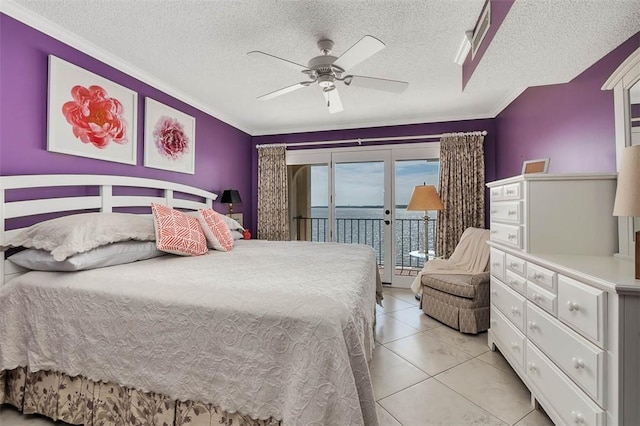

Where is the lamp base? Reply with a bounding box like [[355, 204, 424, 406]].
[[636, 231, 640, 280]]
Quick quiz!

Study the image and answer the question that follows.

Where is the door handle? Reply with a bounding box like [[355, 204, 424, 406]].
[[384, 220, 391, 225], [385, 209, 390, 215]]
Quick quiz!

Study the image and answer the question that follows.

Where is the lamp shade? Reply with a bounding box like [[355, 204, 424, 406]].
[[613, 145, 640, 217], [407, 185, 444, 211], [220, 189, 242, 204]]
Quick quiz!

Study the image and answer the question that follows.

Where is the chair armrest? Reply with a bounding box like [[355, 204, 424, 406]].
[[470, 271, 490, 286]]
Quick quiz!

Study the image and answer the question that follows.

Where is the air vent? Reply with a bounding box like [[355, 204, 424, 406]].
[[471, 0, 491, 59]]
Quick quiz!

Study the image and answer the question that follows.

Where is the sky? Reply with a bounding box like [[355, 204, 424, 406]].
[[310, 159, 439, 206]]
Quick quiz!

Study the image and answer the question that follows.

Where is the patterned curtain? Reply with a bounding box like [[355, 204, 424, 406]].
[[257, 145, 290, 241], [436, 133, 485, 258]]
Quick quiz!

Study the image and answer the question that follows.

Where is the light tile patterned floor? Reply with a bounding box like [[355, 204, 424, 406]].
[[0, 287, 555, 426]]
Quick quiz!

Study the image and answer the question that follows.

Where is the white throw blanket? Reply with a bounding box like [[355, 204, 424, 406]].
[[411, 227, 490, 294], [0, 241, 379, 426]]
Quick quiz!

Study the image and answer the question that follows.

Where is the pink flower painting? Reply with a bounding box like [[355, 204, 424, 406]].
[[153, 116, 190, 160], [61, 85, 128, 149]]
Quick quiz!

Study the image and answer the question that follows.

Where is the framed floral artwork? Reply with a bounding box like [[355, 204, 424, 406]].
[[144, 98, 196, 174], [47, 55, 138, 165]]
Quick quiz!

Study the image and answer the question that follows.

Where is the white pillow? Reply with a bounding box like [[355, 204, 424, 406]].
[[3, 213, 156, 261], [8, 241, 165, 272], [231, 230, 244, 240], [221, 214, 244, 232]]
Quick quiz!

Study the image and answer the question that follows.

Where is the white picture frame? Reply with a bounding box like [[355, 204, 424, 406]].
[[144, 97, 196, 174], [521, 158, 550, 174], [47, 55, 138, 165]]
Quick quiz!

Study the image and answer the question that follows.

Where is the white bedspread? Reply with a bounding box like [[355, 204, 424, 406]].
[[0, 241, 379, 426]]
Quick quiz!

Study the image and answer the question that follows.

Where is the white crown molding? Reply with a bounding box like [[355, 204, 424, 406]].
[[0, 0, 252, 135], [250, 111, 497, 137], [488, 87, 527, 117]]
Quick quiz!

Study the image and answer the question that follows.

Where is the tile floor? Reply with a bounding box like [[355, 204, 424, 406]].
[[0, 287, 555, 426]]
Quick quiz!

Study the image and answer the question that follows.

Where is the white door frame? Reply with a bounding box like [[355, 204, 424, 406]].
[[286, 142, 440, 287]]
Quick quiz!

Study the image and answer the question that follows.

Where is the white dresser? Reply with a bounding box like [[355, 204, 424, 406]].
[[487, 174, 640, 426]]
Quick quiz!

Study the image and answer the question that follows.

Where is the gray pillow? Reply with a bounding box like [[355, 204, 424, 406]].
[[8, 241, 165, 272], [3, 212, 156, 261]]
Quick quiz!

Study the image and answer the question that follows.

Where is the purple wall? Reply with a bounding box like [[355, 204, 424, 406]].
[[462, 0, 515, 90], [251, 119, 497, 231], [0, 14, 253, 221], [494, 32, 640, 179]]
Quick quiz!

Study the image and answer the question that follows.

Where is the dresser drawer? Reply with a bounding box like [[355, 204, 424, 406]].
[[505, 270, 526, 295], [526, 303, 604, 404], [527, 281, 557, 316], [502, 182, 522, 200], [526, 344, 605, 426], [491, 278, 526, 332], [490, 248, 505, 280], [490, 201, 522, 224], [505, 254, 526, 277], [526, 263, 557, 292], [490, 307, 525, 369], [490, 185, 504, 201], [491, 222, 522, 249], [558, 276, 606, 347]]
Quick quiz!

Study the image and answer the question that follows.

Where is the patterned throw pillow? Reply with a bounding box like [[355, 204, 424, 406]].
[[198, 209, 234, 251], [151, 203, 207, 256]]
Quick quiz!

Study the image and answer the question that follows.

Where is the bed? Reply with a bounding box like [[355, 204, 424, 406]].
[[0, 175, 381, 426]]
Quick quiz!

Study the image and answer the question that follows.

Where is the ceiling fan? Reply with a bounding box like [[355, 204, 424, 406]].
[[248, 36, 409, 113]]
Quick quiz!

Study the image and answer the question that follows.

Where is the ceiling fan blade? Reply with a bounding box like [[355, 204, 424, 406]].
[[333, 35, 385, 72], [345, 75, 409, 93], [257, 82, 310, 101], [247, 51, 308, 71], [322, 88, 343, 114]]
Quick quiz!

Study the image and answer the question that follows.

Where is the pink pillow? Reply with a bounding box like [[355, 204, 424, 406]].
[[151, 203, 207, 256], [198, 209, 234, 252]]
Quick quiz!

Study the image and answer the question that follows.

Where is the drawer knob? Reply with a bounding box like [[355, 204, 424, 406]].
[[571, 411, 585, 424], [511, 306, 520, 315], [492, 262, 500, 267], [531, 293, 540, 302], [491, 209, 497, 214], [490, 319, 497, 326], [508, 210, 517, 216], [490, 230, 498, 235], [511, 342, 519, 350], [527, 362, 537, 372], [509, 262, 518, 267], [510, 280, 519, 287], [567, 301, 580, 312], [491, 290, 498, 296], [508, 234, 517, 240], [531, 273, 543, 280], [572, 357, 585, 369], [528, 321, 537, 331], [506, 189, 515, 195]]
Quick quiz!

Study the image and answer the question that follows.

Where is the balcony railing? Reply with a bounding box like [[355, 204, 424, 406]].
[[292, 216, 436, 270]]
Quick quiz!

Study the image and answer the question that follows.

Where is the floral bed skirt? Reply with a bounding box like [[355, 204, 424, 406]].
[[0, 368, 281, 426]]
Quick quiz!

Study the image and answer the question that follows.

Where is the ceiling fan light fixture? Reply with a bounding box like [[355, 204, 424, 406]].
[[317, 74, 335, 88]]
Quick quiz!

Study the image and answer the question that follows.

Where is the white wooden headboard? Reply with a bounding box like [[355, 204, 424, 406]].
[[1, 174, 218, 285]]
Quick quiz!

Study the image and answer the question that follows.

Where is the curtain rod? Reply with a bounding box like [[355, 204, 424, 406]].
[[255, 130, 487, 149]]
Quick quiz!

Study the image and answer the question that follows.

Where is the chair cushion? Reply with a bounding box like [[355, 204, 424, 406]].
[[421, 272, 489, 299]]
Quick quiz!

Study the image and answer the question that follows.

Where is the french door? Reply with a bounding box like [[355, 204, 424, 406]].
[[287, 143, 440, 287]]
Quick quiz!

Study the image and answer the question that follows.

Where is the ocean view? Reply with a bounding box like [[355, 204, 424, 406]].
[[293, 206, 437, 268]]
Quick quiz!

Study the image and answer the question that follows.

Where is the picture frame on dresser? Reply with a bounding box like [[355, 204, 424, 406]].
[[521, 158, 549, 174]]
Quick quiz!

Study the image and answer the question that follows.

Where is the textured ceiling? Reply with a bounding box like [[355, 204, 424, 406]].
[[3, 0, 640, 135]]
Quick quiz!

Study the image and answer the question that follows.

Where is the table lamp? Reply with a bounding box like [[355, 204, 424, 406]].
[[407, 184, 444, 260], [220, 189, 242, 214], [613, 145, 640, 279]]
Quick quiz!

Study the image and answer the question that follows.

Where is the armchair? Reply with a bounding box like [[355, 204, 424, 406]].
[[412, 227, 490, 334]]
